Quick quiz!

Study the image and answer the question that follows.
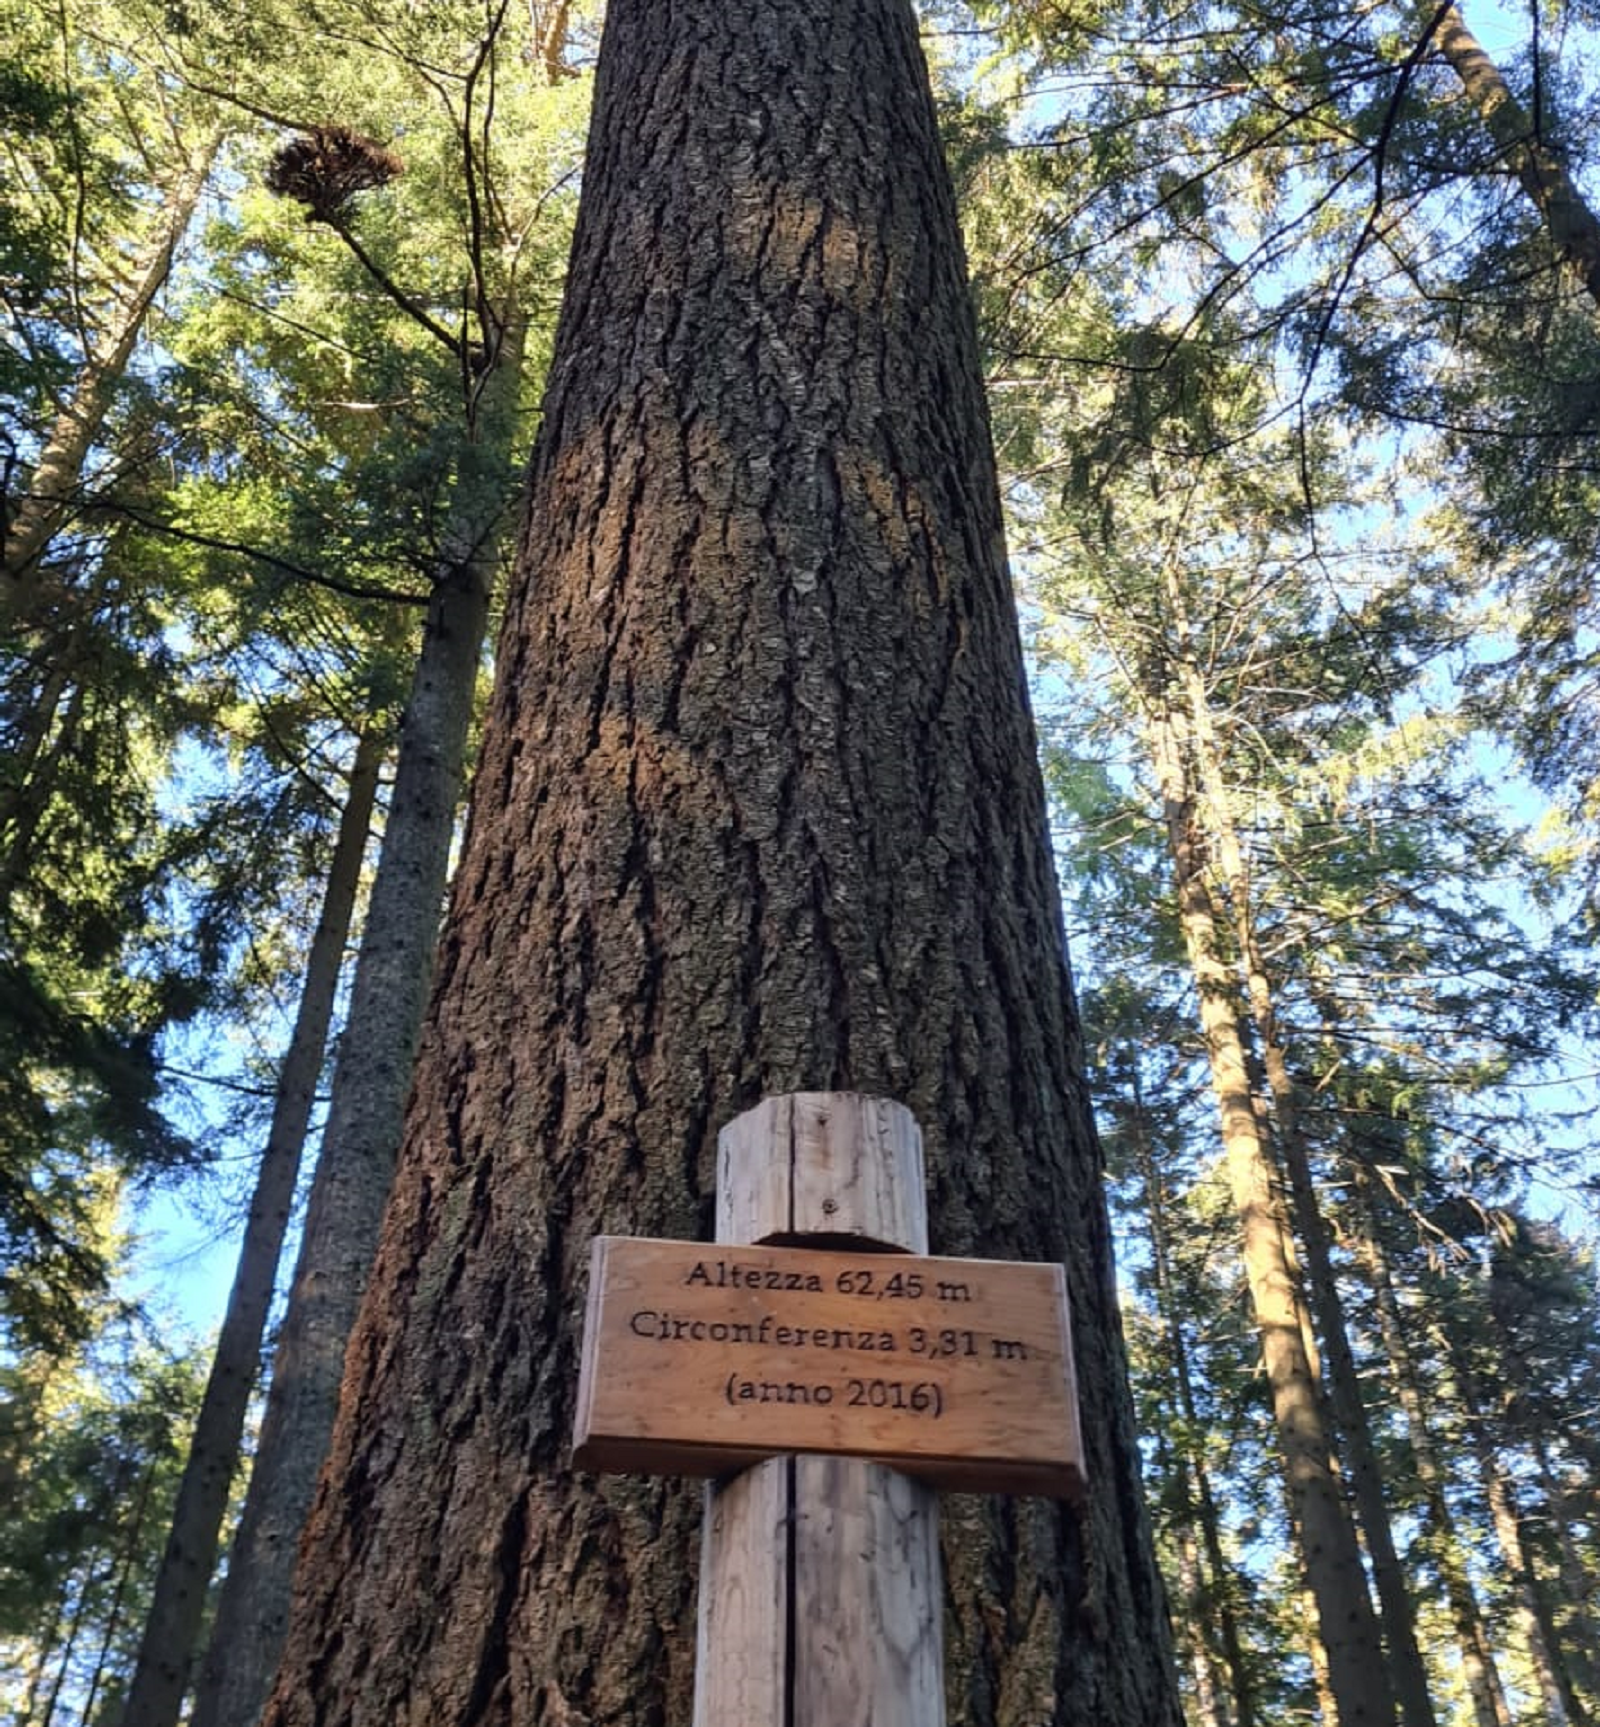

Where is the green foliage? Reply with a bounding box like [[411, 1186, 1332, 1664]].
[[2, 0, 1595, 1719], [0, 1325, 211, 1726]]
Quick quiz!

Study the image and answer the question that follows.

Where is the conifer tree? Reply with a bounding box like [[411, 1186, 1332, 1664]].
[[260, 3, 1182, 1722]]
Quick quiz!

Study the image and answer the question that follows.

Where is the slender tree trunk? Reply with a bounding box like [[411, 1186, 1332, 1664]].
[[189, 315, 526, 1727], [1482, 1283, 1600, 1711], [114, 727, 385, 1727], [20, 1583, 68, 1724], [2, 137, 218, 622], [259, 6, 1182, 1725], [1482, 1460, 1583, 1727], [1355, 1205, 1509, 1727], [1432, 5, 1600, 306], [531, 0, 573, 81], [81, 1457, 161, 1726], [1451, 1344, 1587, 1727], [40, 1550, 112, 1727], [1130, 1074, 1257, 1727], [1170, 627, 1437, 1727], [1171, 1462, 1234, 1727], [1243, 1028, 1434, 1727], [1147, 687, 1396, 1727], [1528, 1431, 1600, 1706]]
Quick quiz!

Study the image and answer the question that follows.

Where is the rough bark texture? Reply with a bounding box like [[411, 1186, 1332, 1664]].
[[115, 727, 383, 1727], [261, 6, 1180, 1725], [190, 322, 523, 1727]]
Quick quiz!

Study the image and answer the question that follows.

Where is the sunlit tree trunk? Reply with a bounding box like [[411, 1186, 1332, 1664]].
[[2, 138, 218, 624], [1147, 684, 1395, 1727], [1432, 5, 1600, 306], [258, 5, 1183, 1724], [190, 313, 527, 1727], [1451, 1343, 1588, 1727], [1165, 579, 1436, 1727], [1354, 1203, 1508, 1727], [116, 727, 386, 1727]]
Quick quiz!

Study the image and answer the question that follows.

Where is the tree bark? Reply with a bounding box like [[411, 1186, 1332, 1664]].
[[1167, 614, 1436, 1727], [260, 5, 1182, 1725], [2, 137, 218, 625], [114, 726, 385, 1727], [189, 316, 526, 1727], [1451, 1343, 1588, 1727], [1147, 688, 1396, 1727], [1354, 1200, 1508, 1727], [1432, 5, 1600, 308]]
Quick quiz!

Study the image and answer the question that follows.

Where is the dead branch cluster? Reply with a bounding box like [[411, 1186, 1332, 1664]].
[[266, 125, 403, 223]]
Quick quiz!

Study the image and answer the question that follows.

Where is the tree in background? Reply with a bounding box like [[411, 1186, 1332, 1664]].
[[109, 2, 591, 1721], [259, 2, 1181, 1722], [0, 1332, 210, 1727], [4, 0, 1598, 1719]]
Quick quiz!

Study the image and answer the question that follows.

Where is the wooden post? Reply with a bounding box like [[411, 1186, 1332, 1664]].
[[693, 1092, 946, 1727]]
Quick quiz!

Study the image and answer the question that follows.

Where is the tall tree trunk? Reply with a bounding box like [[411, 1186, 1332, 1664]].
[[19, 1581, 68, 1725], [40, 1547, 115, 1727], [1298, 1545, 1342, 1724], [1129, 1073, 1257, 1727], [81, 1456, 161, 1726], [1484, 1272, 1600, 1710], [1451, 1343, 1588, 1727], [1432, 5, 1600, 306], [1169, 621, 1437, 1727], [1354, 1202, 1509, 1727], [189, 314, 526, 1727], [1170, 1457, 1234, 1727], [114, 727, 386, 1727], [1147, 687, 1396, 1727], [1529, 1430, 1600, 1706], [2, 137, 218, 624], [259, 5, 1182, 1725]]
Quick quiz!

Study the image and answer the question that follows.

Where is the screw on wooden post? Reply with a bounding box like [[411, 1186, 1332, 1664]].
[[694, 1092, 944, 1727]]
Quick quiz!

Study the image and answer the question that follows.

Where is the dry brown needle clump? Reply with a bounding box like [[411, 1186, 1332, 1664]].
[[266, 125, 402, 222]]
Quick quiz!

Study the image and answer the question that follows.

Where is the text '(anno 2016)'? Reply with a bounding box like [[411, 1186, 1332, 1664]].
[[573, 1237, 1085, 1498]]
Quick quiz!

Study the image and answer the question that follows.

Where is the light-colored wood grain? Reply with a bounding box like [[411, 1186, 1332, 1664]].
[[572, 1236, 1083, 1496], [694, 1093, 948, 1727], [717, 1092, 929, 1252], [793, 1457, 944, 1727], [694, 1467, 787, 1726]]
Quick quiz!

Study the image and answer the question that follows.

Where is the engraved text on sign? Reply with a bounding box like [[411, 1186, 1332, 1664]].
[[573, 1237, 1084, 1497]]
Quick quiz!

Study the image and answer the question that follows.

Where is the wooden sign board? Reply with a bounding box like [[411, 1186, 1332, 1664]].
[[573, 1237, 1084, 1498]]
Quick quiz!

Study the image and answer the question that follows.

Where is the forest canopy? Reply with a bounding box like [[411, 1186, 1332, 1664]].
[[2, 0, 1596, 1723]]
